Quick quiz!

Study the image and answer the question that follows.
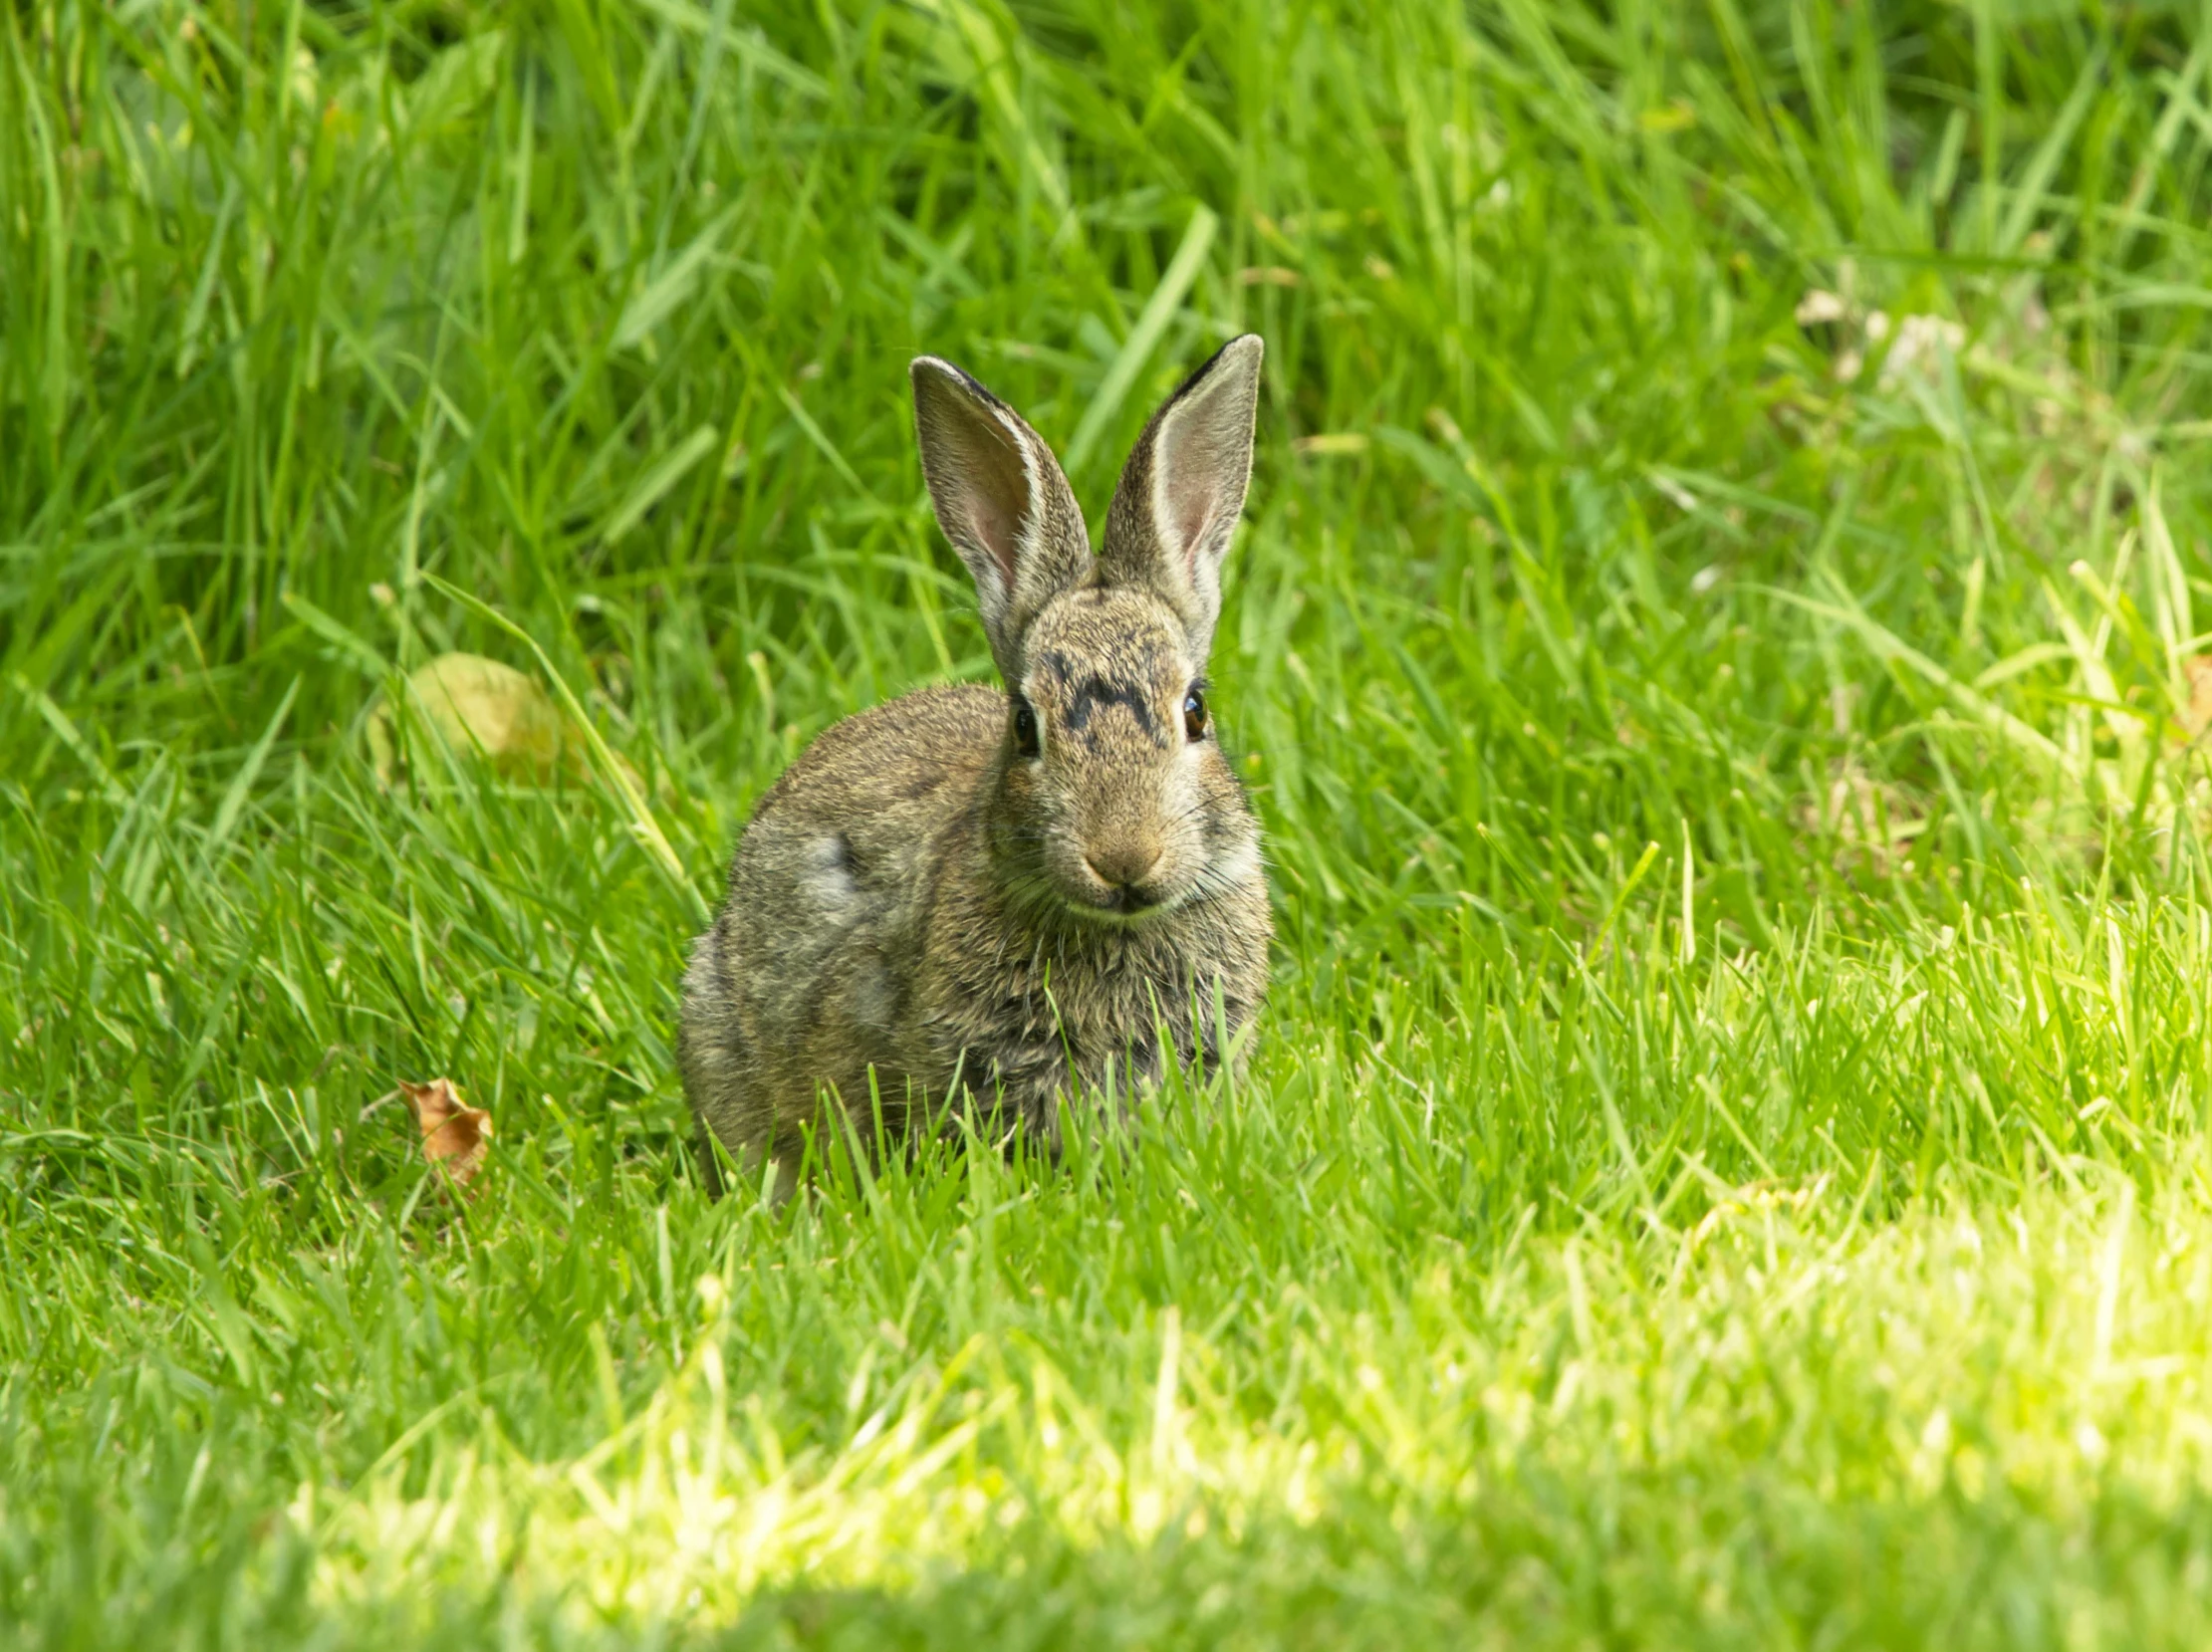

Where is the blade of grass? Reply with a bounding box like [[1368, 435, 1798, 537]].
[[1063, 203, 1218, 474], [423, 573, 707, 922]]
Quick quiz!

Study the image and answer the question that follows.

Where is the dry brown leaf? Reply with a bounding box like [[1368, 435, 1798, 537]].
[[369, 651, 645, 797], [399, 1076, 493, 1187]]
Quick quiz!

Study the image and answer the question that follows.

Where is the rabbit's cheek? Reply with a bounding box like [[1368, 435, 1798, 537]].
[[1157, 759, 1218, 857], [1207, 833, 1265, 894]]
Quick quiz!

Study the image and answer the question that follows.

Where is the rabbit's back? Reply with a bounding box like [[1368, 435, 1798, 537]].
[[679, 683, 1001, 1172]]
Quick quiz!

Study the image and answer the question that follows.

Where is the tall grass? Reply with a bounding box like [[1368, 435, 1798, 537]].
[[4, 0, 2212, 1644]]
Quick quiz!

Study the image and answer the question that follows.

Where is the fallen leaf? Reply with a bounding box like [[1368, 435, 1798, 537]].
[[2184, 657, 2212, 742], [398, 1076, 493, 1187], [369, 653, 564, 785], [368, 651, 644, 797]]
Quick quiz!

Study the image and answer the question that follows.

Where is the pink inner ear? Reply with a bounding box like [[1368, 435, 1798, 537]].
[[964, 487, 1021, 589], [1171, 495, 1215, 571], [1162, 422, 1240, 566], [916, 359, 1043, 598], [971, 414, 1038, 589]]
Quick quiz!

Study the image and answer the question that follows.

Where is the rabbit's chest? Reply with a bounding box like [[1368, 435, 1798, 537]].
[[958, 937, 1224, 1071]]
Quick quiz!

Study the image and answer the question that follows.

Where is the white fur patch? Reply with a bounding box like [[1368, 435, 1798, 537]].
[[804, 834, 859, 911], [1212, 836, 1263, 890], [849, 958, 899, 1032]]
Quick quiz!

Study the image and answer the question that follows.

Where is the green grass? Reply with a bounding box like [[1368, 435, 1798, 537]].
[[7, 0, 2212, 1644]]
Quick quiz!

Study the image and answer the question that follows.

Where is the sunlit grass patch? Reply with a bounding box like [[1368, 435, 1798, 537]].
[[299, 1175, 2212, 1643]]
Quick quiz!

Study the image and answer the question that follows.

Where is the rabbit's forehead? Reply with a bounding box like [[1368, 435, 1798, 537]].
[[1021, 590, 1190, 728]]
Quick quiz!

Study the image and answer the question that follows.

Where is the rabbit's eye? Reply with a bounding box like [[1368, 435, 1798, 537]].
[[1182, 688, 1208, 742], [1012, 697, 1041, 758]]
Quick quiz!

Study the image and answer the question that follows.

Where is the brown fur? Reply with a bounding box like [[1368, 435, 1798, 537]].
[[679, 338, 1271, 1195]]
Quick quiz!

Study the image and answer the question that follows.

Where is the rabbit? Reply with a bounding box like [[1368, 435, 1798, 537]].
[[678, 336, 1272, 1198]]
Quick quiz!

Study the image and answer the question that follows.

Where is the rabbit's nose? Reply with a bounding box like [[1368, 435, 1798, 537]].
[[1085, 843, 1161, 891]]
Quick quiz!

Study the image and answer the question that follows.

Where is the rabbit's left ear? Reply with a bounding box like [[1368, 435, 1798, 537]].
[[1097, 335, 1263, 661]]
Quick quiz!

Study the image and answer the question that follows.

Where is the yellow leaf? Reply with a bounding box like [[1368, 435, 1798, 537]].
[[369, 652, 644, 796]]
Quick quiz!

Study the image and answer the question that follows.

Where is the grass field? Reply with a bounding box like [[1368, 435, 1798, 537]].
[[7, 0, 2212, 1644]]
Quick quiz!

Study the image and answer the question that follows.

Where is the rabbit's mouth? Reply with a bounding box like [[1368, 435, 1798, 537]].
[[1037, 869, 1182, 925], [1071, 842, 1175, 918], [990, 839, 1188, 925], [1063, 864, 1202, 925], [1092, 882, 1163, 917]]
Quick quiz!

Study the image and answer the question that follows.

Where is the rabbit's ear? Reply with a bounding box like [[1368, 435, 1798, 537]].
[[1098, 335, 1263, 660], [912, 357, 1093, 678]]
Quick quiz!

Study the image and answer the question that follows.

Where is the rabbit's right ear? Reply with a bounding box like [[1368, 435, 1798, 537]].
[[912, 358, 1093, 679]]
